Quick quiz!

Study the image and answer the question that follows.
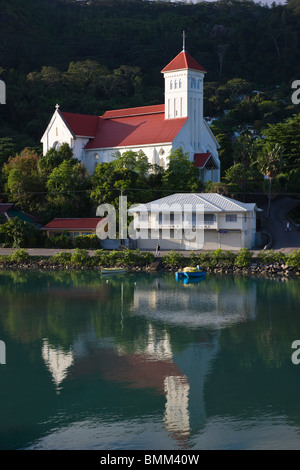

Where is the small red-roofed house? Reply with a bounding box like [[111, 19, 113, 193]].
[[42, 217, 106, 240], [41, 42, 220, 182]]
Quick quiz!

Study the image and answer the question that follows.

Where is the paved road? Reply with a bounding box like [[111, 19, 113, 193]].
[[262, 197, 300, 252]]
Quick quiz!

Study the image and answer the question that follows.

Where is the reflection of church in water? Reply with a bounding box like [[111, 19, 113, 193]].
[[42, 277, 257, 445]]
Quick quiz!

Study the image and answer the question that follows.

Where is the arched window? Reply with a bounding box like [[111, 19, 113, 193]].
[[170, 80, 173, 90], [174, 80, 177, 89], [179, 79, 182, 89], [197, 80, 201, 89], [53, 141, 61, 150]]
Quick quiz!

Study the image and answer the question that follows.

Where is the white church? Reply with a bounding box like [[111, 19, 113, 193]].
[[41, 36, 220, 182]]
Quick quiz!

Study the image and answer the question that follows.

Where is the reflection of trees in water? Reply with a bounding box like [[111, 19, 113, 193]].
[[1, 270, 300, 371], [217, 277, 300, 370]]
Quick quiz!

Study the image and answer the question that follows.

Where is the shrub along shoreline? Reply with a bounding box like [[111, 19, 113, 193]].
[[1, 248, 300, 278]]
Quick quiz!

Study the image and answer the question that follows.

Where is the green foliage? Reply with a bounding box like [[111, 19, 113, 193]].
[[70, 248, 91, 267], [162, 148, 202, 192], [286, 249, 300, 268], [9, 248, 30, 263], [258, 249, 286, 265], [2, 148, 45, 213], [0, 217, 42, 248], [0, 137, 16, 168], [234, 248, 253, 267], [188, 250, 235, 269], [38, 143, 77, 175], [224, 163, 250, 190], [260, 115, 300, 167], [50, 251, 72, 265], [44, 233, 73, 249], [93, 248, 154, 267], [73, 234, 101, 249], [46, 160, 91, 218], [162, 250, 186, 269]]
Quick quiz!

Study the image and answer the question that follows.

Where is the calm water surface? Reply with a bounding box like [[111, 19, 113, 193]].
[[0, 269, 300, 450]]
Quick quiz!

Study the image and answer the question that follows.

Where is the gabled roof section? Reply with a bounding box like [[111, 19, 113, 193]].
[[85, 107, 188, 149], [161, 51, 206, 73], [129, 193, 257, 214], [60, 111, 99, 138], [194, 153, 213, 169], [43, 218, 103, 230], [103, 105, 165, 120]]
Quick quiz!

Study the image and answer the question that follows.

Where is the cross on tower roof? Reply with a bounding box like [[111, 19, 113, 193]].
[[182, 30, 186, 52]]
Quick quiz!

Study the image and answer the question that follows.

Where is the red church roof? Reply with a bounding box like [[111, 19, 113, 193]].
[[194, 153, 212, 168], [102, 104, 164, 119], [43, 218, 103, 231], [60, 111, 99, 137], [161, 51, 206, 73], [85, 107, 188, 149], [59, 105, 187, 150]]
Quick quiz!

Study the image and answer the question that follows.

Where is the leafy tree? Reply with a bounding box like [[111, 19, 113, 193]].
[[46, 160, 91, 218], [256, 143, 285, 217], [112, 150, 151, 177], [232, 132, 258, 167], [260, 115, 300, 168], [38, 143, 77, 175], [162, 148, 202, 192], [224, 163, 250, 190], [0, 137, 16, 168], [2, 148, 45, 213], [0, 217, 42, 248], [90, 162, 150, 208]]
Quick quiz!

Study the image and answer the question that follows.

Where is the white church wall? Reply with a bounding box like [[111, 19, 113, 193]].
[[84, 143, 173, 175], [41, 112, 73, 156]]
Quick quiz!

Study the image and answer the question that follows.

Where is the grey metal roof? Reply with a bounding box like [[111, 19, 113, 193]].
[[128, 193, 257, 213]]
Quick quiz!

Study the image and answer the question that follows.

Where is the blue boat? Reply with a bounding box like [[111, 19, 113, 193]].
[[175, 266, 206, 281]]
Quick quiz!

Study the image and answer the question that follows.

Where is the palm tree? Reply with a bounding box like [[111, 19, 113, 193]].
[[257, 143, 285, 218]]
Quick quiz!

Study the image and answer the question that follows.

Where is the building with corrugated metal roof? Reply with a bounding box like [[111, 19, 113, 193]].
[[128, 193, 260, 251]]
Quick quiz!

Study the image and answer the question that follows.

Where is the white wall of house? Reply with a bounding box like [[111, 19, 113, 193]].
[[131, 208, 257, 251]]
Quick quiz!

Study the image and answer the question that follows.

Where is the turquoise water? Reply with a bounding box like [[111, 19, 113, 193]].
[[0, 269, 300, 450]]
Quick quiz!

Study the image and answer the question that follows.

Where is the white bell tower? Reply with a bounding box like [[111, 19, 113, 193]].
[[161, 32, 206, 150]]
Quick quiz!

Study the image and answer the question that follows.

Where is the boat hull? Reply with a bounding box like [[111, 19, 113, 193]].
[[175, 271, 206, 280], [101, 268, 126, 274]]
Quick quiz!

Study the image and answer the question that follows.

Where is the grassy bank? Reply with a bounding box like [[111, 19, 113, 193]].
[[1, 248, 300, 277]]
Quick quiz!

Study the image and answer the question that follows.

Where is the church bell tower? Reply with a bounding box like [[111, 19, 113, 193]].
[[161, 32, 206, 151]]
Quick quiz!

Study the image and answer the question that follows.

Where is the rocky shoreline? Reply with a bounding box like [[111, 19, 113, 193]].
[[0, 258, 300, 278]]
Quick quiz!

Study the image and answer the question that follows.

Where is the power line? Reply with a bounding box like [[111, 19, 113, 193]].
[[1, 188, 300, 197]]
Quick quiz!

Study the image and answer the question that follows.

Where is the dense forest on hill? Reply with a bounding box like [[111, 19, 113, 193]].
[[0, 0, 300, 235], [0, 0, 299, 149]]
